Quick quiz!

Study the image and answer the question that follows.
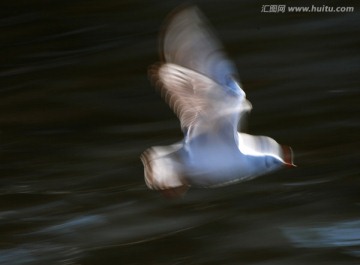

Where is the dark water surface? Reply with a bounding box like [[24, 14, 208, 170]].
[[1, 1, 359, 264]]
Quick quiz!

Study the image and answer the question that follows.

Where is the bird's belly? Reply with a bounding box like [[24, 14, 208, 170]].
[[181, 141, 285, 187], [182, 148, 250, 187], [181, 132, 269, 187]]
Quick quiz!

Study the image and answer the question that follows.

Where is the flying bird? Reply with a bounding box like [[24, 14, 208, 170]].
[[141, 6, 294, 197]]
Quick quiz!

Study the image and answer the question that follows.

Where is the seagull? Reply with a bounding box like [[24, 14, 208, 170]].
[[141, 6, 294, 197]]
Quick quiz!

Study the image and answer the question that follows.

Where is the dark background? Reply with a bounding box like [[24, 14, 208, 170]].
[[0, 0, 359, 264]]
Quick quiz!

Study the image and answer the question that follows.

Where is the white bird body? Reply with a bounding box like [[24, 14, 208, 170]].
[[141, 7, 294, 196]]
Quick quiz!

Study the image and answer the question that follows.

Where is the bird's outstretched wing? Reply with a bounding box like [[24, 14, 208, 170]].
[[150, 63, 251, 135], [161, 6, 239, 90], [150, 6, 251, 135]]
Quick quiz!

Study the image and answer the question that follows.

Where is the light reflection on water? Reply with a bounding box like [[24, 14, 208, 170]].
[[0, 1, 359, 264], [283, 220, 360, 250]]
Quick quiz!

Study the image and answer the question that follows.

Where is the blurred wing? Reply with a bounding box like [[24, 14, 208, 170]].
[[162, 6, 241, 94], [140, 144, 187, 190], [150, 63, 251, 133]]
